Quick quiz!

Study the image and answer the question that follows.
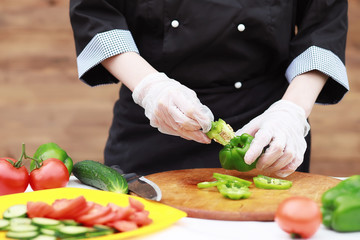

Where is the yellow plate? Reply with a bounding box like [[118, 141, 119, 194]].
[[0, 188, 187, 239]]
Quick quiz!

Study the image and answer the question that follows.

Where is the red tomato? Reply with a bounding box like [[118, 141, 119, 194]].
[[275, 196, 322, 239], [29, 158, 69, 191], [108, 203, 135, 221], [76, 204, 112, 225], [129, 210, 153, 226], [22, 196, 153, 231], [87, 208, 118, 225], [48, 196, 87, 219], [0, 157, 29, 196], [129, 197, 145, 212], [71, 201, 95, 219], [107, 202, 125, 212], [109, 220, 138, 232], [27, 201, 54, 218]]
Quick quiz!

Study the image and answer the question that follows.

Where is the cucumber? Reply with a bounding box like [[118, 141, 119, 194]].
[[0, 219, 10, 230], [85, 229, 114, 238], [9, 224, 38, 232], [1, 216, 114, 240], [40, 228, 56, 236], [6, 230, 38, 239], [45, 224, 65, 230], [3, 205, 27, 219], [60, 237, 86, 240], [93, 224, 114, 232], [72, 160, 128, 194], [32, 235, 57, 240], [10, 218, 32, 226], [32, 217, 61, 228], [61, 219, 79, 226], [55, 226, 92, 238]]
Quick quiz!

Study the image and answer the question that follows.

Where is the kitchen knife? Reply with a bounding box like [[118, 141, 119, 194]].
[[111, 165, 162, 201]]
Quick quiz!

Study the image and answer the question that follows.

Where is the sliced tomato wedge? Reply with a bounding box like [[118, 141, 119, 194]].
[[108, 202, 122, 212], [27, 201, 54, 218], [129, 210, 153, 226], [87, 209, 118, 226], [108, 204, 135, 221], [71, 201, 95, 219], [129, 197, 145, 212], [25, 196, 153, 231], [48, 196, 87, 219], [108, 220, 138, 232], [76, 204, 112, 226]]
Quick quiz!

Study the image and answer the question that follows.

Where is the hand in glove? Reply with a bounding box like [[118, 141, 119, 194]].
[[235, 100, 310, 177], [132, 72, 214, 143]]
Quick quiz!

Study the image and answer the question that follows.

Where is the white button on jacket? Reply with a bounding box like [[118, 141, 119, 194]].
[[234, 81, 242, 89], [237, 24, 245, 32], [171, 20, 179, 28]]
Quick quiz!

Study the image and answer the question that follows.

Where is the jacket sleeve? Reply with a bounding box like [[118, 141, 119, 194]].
[[70, 0, 139, 86], [286, 0, 349, 104]]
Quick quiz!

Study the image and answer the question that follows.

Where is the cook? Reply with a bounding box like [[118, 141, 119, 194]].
[[69, 0, 349, 177]]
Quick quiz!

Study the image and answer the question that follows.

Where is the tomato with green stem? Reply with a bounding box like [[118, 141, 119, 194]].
[[29, 158, 69, 191], [275, 196, 322, 239], [0, 156, 29, 196], [18, 143, 69, 191]]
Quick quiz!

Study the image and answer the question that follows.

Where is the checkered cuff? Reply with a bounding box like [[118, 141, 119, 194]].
[[77, 29, 139, 80], [285, 46, 349, 96]]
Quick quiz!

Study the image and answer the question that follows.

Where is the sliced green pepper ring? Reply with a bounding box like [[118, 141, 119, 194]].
[[197, 173, 252, 200], [217, 182, 252, 200], [197, 180, 226, 189], [213, 173, 252, 187], [253, 175, 292, 190]]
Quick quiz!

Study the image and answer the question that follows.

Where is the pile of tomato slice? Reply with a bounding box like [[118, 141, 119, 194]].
[[27, 196, 152, 232]]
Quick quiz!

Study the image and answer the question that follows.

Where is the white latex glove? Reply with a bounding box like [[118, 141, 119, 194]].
[[132, 72, 214, 143], [235, 100, 310, 177]]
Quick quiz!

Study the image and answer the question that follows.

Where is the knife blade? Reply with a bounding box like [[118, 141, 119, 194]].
[[111, 165, 162, 201]]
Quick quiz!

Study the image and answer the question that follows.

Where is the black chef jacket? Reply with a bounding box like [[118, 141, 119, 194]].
[[70, 0, 349, 175]]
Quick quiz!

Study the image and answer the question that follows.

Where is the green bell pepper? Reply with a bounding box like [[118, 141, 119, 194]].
[[206, 119, 258, 172], [197, 173, 252, 200], [219, 133, 257, 172], [253, 175, 292, 190], [321, 175, 360, 232], [30, 143, 73, 176]]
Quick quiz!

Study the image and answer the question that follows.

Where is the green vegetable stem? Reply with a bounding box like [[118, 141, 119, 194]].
[[206, 119, 235, 146]]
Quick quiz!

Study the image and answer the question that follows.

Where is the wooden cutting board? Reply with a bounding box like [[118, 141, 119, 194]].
[[145, 168, 340, 221]]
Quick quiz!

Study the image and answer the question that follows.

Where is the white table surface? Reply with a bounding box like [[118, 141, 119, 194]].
[[25, 176, 360, 240]]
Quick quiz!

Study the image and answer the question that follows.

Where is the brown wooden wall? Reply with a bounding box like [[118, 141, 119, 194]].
[[1, 0, 359, 177]]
